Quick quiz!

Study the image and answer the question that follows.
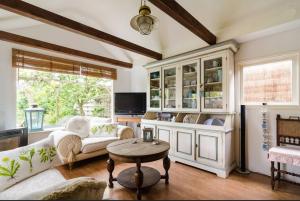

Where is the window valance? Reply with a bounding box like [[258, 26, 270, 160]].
[[12, 49, 117, 80]]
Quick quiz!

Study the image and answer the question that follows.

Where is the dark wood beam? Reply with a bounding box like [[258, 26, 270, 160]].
[[149, 0, 216, 45], [0, 0, 162, 60], [0, 30, 132, 68]]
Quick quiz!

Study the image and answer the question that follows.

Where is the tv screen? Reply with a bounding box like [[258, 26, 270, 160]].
[[114, 93, 146, 115]]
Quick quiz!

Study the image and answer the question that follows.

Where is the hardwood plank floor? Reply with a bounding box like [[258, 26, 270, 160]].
[[57, 156, 300, 200]]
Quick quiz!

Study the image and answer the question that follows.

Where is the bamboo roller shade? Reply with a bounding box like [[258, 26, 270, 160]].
[[12, 49, 117, 80]]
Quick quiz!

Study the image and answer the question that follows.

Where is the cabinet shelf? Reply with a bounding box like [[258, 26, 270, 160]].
[[205, 96, 222, 99], [164, 75, 176, 79], [183, 72, 197, 76], [183, 85, 197, 88], [150, 78, 160, 81], [205, 66, 222, 72], [165, 87, 176, 89], [205, 82, 222, 86]]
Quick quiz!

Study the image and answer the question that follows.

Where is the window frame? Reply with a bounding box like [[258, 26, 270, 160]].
[[239, 52, 299, 106]]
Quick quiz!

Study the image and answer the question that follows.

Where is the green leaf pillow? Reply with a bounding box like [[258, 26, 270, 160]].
[[0, 135, 61, 192], [90, 123, 118, 137]]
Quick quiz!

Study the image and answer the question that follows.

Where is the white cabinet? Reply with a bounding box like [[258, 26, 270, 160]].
[[179, 59, 200, 112], [174, 129, 195, 161], [147, 67, 162, 111], [196, 131, 223, 167], [162, 65, 178, 111], [146, 49, 235, 113], [157, 126, 171, 143], [201, 53, 226, 112], [157, 126, 174, 155], [141, 119, 235, 178]]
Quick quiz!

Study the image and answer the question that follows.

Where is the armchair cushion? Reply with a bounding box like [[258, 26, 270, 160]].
[[0, 135, 61, 192], [81, 137, 118, 154]]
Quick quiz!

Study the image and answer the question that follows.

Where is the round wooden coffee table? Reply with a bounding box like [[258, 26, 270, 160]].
[[106, 138, 170, 200]]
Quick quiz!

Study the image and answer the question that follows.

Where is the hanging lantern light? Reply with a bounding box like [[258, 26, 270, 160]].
[[130, 0, 158, 35]]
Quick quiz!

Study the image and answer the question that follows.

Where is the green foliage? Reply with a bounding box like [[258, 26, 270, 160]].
[[92, 107, 105, 117], [19, 148, 35, 172], [17, 70, 112, 126], [0, 157, 20, 179], [38, 146, 57, 163]]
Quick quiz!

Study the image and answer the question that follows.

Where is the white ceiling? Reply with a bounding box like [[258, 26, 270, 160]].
[[0, 0, 300, 65]]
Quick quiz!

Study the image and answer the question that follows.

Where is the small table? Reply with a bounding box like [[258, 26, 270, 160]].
[[106, 138, 170, 200]]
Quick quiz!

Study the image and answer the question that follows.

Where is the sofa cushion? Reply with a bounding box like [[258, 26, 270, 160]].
[[0, 135, 61, 192], [90, 123, 118, 137], [0, 169, 65, 200], [65, 116, 90, 139], [81, 137, 118, 154]]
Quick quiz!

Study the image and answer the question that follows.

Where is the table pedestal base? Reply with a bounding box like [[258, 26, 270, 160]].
[[117, 166, 161, 189]]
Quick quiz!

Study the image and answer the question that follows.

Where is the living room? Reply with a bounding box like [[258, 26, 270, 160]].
[[0, 0, 300, 200]]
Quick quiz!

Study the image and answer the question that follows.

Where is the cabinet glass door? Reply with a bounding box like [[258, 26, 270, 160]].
[[163, 67, 177, 109], [182, 61, 199, 110], [202, 56, 224, 110], [149, 70, 161, 109]]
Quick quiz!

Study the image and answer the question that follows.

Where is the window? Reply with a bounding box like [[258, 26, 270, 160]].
[[241, 53, 299, 105], [17, 69, 113, 128]]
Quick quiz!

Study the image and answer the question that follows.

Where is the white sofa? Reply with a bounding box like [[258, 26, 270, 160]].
[[0, 135, 107, 200], [51, 116, 134, 169]]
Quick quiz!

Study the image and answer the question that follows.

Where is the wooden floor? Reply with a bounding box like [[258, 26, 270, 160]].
[[57, 156, 300, 200]]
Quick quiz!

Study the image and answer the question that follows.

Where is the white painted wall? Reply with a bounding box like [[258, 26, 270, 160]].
[[235, 26, 300, 182], [0, 42, 16, 129]]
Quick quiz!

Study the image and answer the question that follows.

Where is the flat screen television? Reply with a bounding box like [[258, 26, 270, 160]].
[[114, 93, 146, 115]]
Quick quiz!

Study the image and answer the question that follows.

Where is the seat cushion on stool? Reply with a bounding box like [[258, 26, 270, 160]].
[[269, 146, 300, 166], [81, 137, 118, 154]]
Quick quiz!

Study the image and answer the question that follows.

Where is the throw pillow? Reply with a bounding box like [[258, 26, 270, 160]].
[[17, 177, 106, 200], [65, 116, 90, 139], [0, 135, 61, 192], [90, 123, 118, 138]]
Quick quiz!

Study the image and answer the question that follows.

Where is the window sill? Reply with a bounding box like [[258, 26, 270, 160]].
[[29, 127, 64, 135], [243, 105, 300, 110]]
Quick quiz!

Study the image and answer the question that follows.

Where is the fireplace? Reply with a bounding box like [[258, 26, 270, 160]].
[[0, 128, 28, 151]]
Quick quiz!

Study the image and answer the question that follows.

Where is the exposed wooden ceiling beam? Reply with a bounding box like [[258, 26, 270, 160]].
[[0, 0, 162, 60], [149, 0, 216, 45], [0, 30, 132, 68]]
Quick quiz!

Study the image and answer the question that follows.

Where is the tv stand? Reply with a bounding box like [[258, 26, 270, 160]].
[[116, 116, 141, 126]]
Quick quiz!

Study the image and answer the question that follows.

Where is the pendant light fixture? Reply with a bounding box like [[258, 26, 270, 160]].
[[130, 0, 158, 35]]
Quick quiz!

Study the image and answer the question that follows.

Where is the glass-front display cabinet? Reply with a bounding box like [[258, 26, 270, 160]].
[[181, 60, 200, 111], [148, 68, 161, 111], [201, 54, 226, 112], [163, 66, 177, 110]]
